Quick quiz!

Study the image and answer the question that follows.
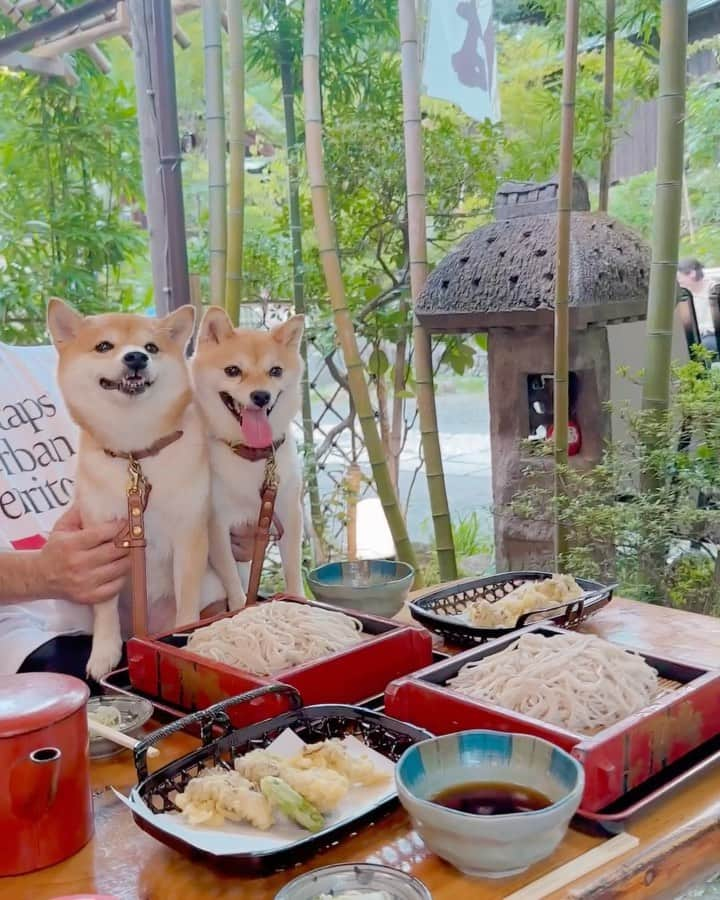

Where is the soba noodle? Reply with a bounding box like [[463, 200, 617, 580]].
[[186, 601, 364, 675], [446, 632, 659, 734]]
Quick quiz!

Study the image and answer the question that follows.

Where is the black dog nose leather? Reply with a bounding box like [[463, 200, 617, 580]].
[[123, 350, 149, 371], [250, 390, 271, 408]]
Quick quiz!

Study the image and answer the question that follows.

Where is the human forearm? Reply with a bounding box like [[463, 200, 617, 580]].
[[0, 550, 51, 603], [0, 511, 130, 607]]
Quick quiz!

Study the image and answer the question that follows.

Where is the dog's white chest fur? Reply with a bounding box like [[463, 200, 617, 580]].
[[75, 411, 209, 602], [207, 434, 305, 607], [74, 405, 211, 676], [210, 439, 298, 526]]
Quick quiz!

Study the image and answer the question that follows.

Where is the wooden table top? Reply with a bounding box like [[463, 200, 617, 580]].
[[5, 596, 720, 900]]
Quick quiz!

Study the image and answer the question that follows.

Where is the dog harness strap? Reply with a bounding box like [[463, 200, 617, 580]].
[[103, 429, 184, 461], [113, 457, 152, 638], [225, 435, 285, 462], [246, 457, 279, 605]]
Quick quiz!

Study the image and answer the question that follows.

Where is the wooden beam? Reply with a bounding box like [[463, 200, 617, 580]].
[[31, 15, 127, 55], [0, 0, 77, 82], [0, 48, 72, 79], [0, 0, 117, 55], [35, 0, 112, 73]]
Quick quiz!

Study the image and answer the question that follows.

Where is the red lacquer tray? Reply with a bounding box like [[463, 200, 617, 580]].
[[384, 623, 720, 812], [128, 595, 433, 727]]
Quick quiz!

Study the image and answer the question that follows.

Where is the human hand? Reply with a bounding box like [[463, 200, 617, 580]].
[[230, 523, 255, 562], [39, 507, 130, 605]]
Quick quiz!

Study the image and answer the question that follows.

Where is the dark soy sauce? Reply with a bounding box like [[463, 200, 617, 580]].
[[431, 781, 552, 816]]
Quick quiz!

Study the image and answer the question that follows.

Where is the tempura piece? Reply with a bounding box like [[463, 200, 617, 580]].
[[174, 767, 273, 830], [234, 748, 283, 783], [260, 776, 325, 833], [293, 739, 389, 786], [466, 574, 584, 628], [235, 747, 350, 812], [279, 763, 350, 813]]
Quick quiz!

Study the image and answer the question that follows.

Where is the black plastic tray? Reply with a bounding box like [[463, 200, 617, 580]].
[[408, 570, 614, 645], [130, 685, 432, 873]]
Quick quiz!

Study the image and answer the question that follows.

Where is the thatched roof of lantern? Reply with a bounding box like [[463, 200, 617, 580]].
[[417, 176, 651, 333]]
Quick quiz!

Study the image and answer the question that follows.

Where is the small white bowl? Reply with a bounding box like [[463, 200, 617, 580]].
[[274, 863, 431, 899], [87, 695, 154, 759], [395, 729, 584, 879]]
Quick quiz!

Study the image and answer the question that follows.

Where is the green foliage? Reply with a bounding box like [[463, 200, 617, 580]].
[[420, 510, 493, 586], [0, 69, 145, 342], [499, 27, 656, 180], [512, 358, 720, 615], [525, 0, 660, 42]]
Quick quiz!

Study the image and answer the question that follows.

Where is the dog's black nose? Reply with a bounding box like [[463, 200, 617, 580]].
[[250, 390, 271, 408], [123, 350, 149, 371]]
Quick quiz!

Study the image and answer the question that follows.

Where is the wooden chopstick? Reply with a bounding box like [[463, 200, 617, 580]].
[[503, 832, 639, 900], [89, 719, 160, 758]]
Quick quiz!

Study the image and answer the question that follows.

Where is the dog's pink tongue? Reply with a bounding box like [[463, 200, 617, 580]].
[[241, 407, 273, 448]]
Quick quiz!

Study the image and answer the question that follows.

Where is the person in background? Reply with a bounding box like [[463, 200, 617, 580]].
[[677, 258, 717, 353]]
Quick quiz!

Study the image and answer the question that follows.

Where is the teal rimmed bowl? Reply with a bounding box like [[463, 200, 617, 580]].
[[307, 559, 414, 619], [395, 729, 585, 879]]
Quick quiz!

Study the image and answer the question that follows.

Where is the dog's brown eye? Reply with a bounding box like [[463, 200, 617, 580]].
[[224, 365, 242, 378], [94, 341, 113, 353], [269, 366, 283, 377], [145, 342, 159, 354]]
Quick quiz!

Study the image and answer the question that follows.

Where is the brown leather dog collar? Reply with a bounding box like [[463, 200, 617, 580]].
[[224, 435, 285, 462], [104, 429, 184, 461]]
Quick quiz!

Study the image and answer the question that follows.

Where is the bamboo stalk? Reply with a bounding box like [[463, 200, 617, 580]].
[[303, 0, 419, 577], [390, 298, 408, 490], [553, 0, 580, 565], [398, 0, 457, 582], [276, 0, 324, 562], [641, 0, 688, 417], [225, 0, 245, 323], [682, 173, 695, 240], [346, 463, 361, 560], [202, 0, 227, 308], [598, 0, 615, 212]]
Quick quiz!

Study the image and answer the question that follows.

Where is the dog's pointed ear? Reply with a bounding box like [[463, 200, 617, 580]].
[[163, 305, 196, 349], [198, 306, 234, 345], [47, 297, 84, 346], [271, 314, 304, 349]]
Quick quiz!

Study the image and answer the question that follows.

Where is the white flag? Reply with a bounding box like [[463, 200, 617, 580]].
[[422, 0, 500, 123]]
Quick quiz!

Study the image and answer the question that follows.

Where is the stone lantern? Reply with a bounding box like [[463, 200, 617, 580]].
[[416, 175, 650, 570]]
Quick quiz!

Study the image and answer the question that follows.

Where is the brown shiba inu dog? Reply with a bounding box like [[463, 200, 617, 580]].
[[47, 298, 210, 679], [192, 307, 305, 609]]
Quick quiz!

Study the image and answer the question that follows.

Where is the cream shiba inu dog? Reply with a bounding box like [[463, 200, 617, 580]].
[[192, 307, 305, 609], [47, 298, 210, 679]]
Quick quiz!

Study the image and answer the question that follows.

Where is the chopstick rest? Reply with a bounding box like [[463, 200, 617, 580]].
[[503, 832, 639, 899]]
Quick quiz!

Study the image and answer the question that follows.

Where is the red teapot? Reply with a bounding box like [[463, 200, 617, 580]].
[[0, 673, 94, 876]]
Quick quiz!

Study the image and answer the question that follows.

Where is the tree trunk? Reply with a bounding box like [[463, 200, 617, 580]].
[[128, 0, 191, 315], [553, 0, 580, 565], [598, 0, 615, 213], [225, 0, 245, 323], [641, 0, 687, 418], [276, 0, 325, 561], [303, 0, 419, 577], [202, 0, 227, 308], [398, 0, 457, 581]]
